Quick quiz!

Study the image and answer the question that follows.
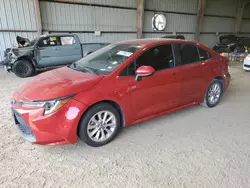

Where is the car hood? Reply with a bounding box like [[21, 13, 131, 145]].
[[11, 46, 34, 56], [4, 47, 34, 62], [18, 67, 103, 101]]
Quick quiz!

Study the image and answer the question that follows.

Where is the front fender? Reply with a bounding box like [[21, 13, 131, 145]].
[[74, 89, 133, 126]]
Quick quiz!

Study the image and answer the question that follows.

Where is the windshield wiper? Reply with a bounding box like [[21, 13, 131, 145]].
[[72, 65, 97, 74], [83, 66, 96, 74]]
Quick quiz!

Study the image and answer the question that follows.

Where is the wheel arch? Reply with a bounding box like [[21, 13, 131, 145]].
[[214, 76, 225, 91], [77, 100, 126, 136], [200, 76, 225, 103], [16, 56, 35, 66]]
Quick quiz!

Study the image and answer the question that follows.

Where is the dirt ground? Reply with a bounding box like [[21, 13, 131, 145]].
[[0, 63, 249, 188]]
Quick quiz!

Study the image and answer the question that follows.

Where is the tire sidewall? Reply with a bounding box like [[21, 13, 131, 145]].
[[205, 80, 224, 108], [78, 103, 121, 147], [12, 59, 35, 78]]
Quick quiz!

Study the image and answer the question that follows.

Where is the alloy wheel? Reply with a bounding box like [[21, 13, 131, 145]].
[[208, 83, 221, 105], [87, 111, 117, 142]]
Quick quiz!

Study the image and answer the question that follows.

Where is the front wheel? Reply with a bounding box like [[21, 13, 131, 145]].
[[201, 79, 223, 108], [78, 103, 121, 147], [12, 60, 35, 78]]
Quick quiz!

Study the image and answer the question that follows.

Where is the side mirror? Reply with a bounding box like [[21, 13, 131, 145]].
[[135, 66, 155, 81]]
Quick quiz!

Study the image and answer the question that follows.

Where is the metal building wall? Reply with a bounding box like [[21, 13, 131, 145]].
[[143, 0, 250, 48], [2, 0, 250, 62], [241, 3, 250, 34], [143, 0, 197, 40], [200, 0, 237, 47], [0, 0, 38, 60], [39, 1, 137, 43], [64, 0, 137, 8]]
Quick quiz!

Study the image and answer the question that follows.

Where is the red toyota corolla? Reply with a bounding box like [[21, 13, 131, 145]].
[[11, 39, 231, 147]]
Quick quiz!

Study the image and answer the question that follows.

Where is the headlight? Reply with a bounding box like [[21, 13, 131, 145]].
[[245, 56, 250, 61], [21, 95, 74, 115]]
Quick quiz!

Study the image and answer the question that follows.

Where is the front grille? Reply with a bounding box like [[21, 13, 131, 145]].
[[12, 108, 36, 142], [244, 64, 250, 68]]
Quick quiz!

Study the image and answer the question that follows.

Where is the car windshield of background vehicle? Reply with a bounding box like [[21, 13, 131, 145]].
[[70, 44, 143, 75], [26, 37, 39, 47]]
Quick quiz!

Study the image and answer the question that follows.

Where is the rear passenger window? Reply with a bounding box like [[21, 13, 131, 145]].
[[60, 36, 75, 45], [177, 44, 200, 65], [198, 47, 212, 61]]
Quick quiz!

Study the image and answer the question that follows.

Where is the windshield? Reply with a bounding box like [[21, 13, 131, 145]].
[[69, 43, 143, 75], [29, 37, 39, 46]]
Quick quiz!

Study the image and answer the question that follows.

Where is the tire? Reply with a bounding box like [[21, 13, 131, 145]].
[[78, 103, 121, 147], [201, 79, 224, 108], [12, 59, 35, 78]]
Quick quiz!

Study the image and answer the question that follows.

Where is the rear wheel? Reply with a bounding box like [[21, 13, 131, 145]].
[[78, 103, 121, 147], [201, 79, 223, 108], [12, 60, 35, 78]]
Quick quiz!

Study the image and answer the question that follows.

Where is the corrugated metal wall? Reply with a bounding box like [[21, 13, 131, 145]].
[[67, 0, 136, 8], [146, 0, 197, 13], [39, 1, 137, 44], [143, 0, 197, 40], [143, 0, 250, 48], [40, 1, 137, 32], [200, 0, 238, 47], [205, 0, 237, 16], [0, 0, 38, 60], [2, 0, 250, 61]]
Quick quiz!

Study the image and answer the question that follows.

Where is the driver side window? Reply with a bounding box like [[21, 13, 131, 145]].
[[38, 36, 61, 47], [122, 44, 174, 76]]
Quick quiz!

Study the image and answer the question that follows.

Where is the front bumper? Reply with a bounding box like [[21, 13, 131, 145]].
[[243, 59, 250, 71], [1, 59, 13, 71], [11, 92, 88, 145]]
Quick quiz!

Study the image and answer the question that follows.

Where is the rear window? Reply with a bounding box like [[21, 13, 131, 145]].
[[198, 47, 212, 61], [177, 44, 200, 65]]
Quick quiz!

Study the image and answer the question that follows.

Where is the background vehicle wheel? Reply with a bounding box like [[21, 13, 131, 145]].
[[12, 60, 35, 78], [201, 79, 224, 108], [78, 103, 121, 147]]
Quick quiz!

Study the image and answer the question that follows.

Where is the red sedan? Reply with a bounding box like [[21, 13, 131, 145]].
[[11, 39, 231, 147]]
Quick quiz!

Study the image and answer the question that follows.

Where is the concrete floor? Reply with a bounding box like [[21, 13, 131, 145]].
[[0, 63, 249, 188]]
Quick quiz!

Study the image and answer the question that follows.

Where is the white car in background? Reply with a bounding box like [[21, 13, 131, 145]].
[[243, 54, 250, 71]]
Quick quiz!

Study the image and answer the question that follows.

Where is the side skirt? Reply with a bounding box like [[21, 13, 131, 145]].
[[128, 102, 198, 126]]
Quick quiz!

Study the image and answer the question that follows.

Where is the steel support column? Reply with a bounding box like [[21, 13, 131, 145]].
[[34, 0, 42, 35], [137, 0, 144, 39], [194, 0, 206, 41], [234, 0, 250, 34]]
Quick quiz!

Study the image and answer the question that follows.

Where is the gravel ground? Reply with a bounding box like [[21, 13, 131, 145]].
[[0, 63, 249, 188]]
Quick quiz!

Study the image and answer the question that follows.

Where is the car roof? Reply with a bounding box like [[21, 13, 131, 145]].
[[116, 38, 199, 46], [41, 33, 77, 37]]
